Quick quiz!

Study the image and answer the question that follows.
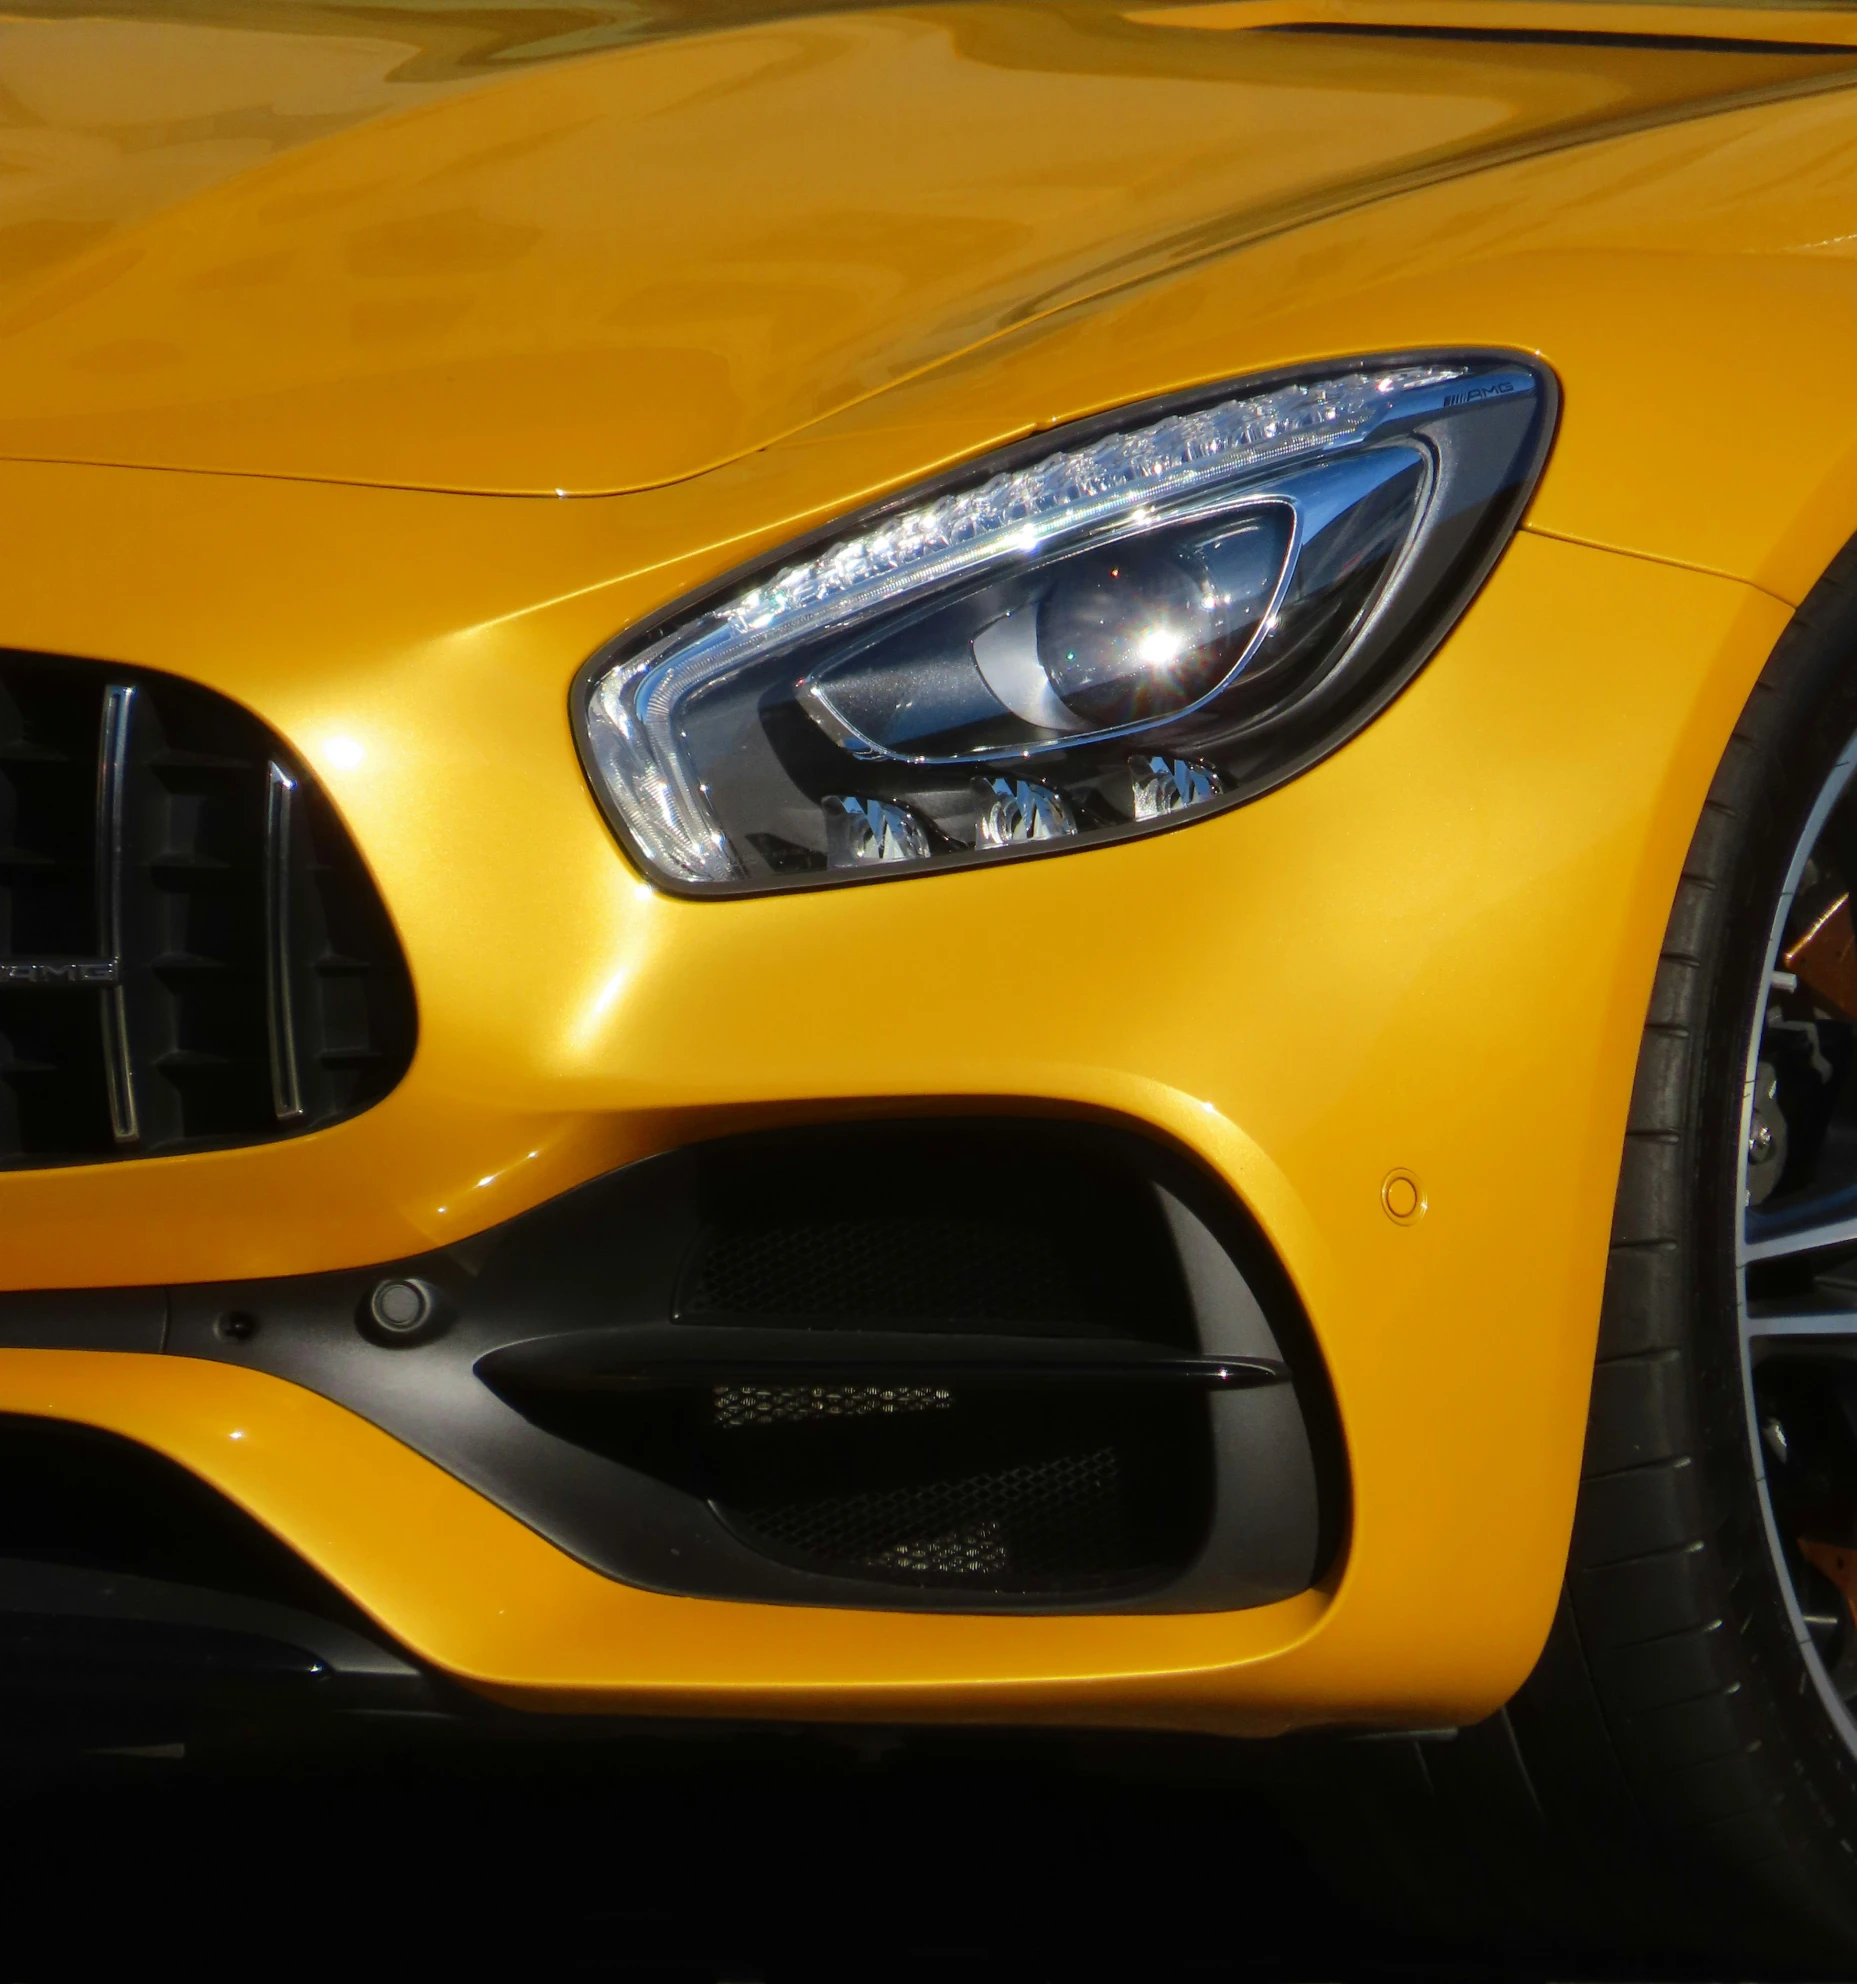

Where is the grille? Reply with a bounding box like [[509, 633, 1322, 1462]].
[[667, 1127, 1214, 1595], [0, 654, 414, 1165], [702, 1375, 1210, 1595], [685, 1214, 1139, 1327], [679, 1125, 1199, 1341], [711, 1382, 954, 1428], [728, 1446, 1138, 1590]]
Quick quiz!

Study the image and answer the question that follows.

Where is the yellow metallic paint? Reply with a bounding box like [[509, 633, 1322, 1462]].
[[1, 0, 1852, 1725], [1144, 0, 1857, 32], [0, 4, 1846, 492]]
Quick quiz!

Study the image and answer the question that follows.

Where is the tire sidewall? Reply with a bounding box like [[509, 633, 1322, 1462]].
[[1683, 595, 1857, 1920]]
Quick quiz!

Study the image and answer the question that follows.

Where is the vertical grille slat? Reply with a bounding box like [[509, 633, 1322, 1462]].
[[263, 762, 304, 1125], [95, 683, 138, 1147], [0, 655, 414, 1168]]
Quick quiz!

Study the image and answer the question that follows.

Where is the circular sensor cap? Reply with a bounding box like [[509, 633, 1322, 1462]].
[[367, 1277, 442, 1340], [1381, 1169, 1426, 1224]]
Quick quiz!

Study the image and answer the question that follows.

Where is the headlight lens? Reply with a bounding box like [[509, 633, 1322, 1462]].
[[576, 354, 1554, 894]]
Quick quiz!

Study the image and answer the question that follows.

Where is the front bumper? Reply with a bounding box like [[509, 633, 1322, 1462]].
[[0, 445, 1789, 1729]]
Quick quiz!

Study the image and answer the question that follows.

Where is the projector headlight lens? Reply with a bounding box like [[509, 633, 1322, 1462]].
[[576, 354, 1555, 894]]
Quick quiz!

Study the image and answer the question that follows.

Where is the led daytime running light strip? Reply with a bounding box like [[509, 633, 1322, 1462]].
[[726, 365, 1461, 638]]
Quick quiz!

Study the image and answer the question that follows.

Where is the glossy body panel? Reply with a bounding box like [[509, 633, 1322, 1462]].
[[0, 3, 1849, 492], [4, 0, 1857, 1723]]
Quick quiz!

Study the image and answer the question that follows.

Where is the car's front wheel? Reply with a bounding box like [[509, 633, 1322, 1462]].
[[1288, 538, 1857, 1966]]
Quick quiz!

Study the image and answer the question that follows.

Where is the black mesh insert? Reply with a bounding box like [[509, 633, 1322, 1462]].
[[700, 1383, 1209, 1595], [632, 1126, 1216, 1593], [731, 1447, 1132, 1587], [685, 1216, 1104, 1326], [680, 1128, 1195, 1340], [0, 653, 414, 1164], [711, 1382, 954, 1428]]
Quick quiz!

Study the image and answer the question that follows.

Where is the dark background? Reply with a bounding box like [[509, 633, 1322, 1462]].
[[0, 1722, 1764, 1980]]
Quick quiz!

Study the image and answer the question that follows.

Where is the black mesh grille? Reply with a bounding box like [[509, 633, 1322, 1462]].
[[679, 1125, 1202, 1341], [0, 654, 414, 1165], [711, 1382, 954, 1428], [659, 1127, 1214, 1594], [728, 1446, 1143, 1591], [701, 1380, 1209, 1595], [683, 1215, 1108, 1325]]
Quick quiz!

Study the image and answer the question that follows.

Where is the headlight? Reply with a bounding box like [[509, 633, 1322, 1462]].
[[575, 353, 1555, 894]]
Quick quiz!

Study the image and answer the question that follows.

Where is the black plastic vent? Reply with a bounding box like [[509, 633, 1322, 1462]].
[[679, 1137, 1196, 1338], [712, 1386, 1209, 1594], [684, 1216, 1106, 1326], [642, 1126, 1223, 1595], [156, 1116, 1335, 1610], [735, 1448, 1131, 1586], [0, 654, 414, 1165]]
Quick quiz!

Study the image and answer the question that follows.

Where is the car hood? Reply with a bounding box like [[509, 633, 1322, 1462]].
[[0, 0, 1852, 495]]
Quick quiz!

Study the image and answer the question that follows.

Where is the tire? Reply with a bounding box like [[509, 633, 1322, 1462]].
[[1282, 538, 1857, 1969]]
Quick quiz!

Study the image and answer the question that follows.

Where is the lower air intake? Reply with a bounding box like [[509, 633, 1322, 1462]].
[[698, 1371, 1210, 1596], [651, 1125, 1222, 1594], [0, 653, 414, 1164], [682, 1213, 1122, 1328], [731, 1446, 1135, 1588]]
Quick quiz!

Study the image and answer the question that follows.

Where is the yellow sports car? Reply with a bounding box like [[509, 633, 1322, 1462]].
[[14, 0, 1857, 1957]]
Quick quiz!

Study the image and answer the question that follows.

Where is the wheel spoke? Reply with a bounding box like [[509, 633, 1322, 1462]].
[[1744, 1208, 1857, 1263], [1745, 1309, 1857, 1342]]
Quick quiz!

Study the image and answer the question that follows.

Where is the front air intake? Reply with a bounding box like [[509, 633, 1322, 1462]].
[[0, 653, 414, 1165]]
